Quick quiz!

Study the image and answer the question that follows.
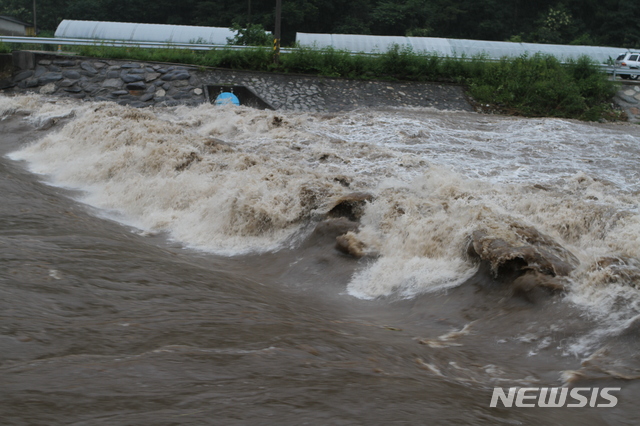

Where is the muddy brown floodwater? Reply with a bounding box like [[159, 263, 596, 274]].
[[1, 95, 639, 425]]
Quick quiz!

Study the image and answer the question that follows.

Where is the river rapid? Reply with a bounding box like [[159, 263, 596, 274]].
[[1, 94, 639, 425]]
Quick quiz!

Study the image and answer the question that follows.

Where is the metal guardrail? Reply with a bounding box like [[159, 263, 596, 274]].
[[600, 65, 640, 78], [0, 35, 291, 52], [2, 36, 640, 79]]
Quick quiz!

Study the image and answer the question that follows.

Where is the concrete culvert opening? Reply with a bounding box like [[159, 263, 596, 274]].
[[206, 85, 274, 110]]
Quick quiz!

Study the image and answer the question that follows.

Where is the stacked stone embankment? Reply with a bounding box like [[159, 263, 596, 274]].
[[12, 55, 204, 108], [5, 50, 637, 120], [3, 51, 474, 112], [614, 84, 640, 122]]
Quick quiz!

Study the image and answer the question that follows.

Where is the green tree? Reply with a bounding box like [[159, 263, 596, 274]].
[[227, 22, 273, 46]]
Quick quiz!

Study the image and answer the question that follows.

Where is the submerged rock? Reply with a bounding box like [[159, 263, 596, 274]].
[[467, 223, 578, 299], [327, 192, 374, 222], [335, 231, 366, 258], [301, 217, 359, 250], [467, 225, 577, 279]]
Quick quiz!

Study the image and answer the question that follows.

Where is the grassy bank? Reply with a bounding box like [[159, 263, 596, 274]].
[[5, 41, 621, 121]]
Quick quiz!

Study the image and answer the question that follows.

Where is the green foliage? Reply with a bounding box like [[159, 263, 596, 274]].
[[465, 53, 617, 120], [227, 23, 273, 47], [278, 46, 370, 78], [206, 47, 274, 71]]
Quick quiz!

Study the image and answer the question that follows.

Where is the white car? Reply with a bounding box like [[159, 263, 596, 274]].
[[615, 52, 640, 80]]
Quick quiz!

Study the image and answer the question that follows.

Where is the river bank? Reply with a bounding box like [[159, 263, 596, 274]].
[[1, 51, 473, 112]]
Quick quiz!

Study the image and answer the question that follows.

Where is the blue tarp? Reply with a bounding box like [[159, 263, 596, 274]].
[[215, 92, 240, 106]]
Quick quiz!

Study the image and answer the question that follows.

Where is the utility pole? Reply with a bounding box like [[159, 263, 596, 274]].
[[274, 0, 281, 64], [32, 0, 37, 35]]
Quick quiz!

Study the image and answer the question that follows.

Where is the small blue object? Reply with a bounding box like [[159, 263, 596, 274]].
[[215, 92, 240, 106]]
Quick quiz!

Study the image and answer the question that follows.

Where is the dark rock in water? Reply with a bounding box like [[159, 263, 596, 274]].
[[327, 192, 374, 222], [511, 270, 567, 303], [513, 271, 566, 291], [301, 217, 359, 250], [467, 224, 577, 281], [335, 232, 366, 258]]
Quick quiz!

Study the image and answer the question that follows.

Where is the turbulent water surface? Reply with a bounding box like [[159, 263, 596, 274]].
[[1, 94, 639, 425]]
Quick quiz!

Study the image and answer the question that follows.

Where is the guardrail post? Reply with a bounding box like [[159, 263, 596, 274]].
[[274, 0, 281, 64]]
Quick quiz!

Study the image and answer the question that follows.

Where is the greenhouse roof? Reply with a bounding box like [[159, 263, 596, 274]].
[[296, 33, 626, 63], [55, 20, 235, 45]]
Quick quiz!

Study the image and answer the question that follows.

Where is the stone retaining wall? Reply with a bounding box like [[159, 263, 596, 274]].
[[10, 51, 205, 108], [614, 84, 640, 122], [5, 51, 474, 113], [8, 51, 636, 120]]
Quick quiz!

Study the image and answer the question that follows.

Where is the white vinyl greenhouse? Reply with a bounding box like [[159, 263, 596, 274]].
[[296, 33, 625, 64], [54, 20, 235, 45]]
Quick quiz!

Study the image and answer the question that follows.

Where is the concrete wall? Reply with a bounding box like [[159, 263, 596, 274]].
[[0, 19, 26, 36], [0, 53, 12, 88]]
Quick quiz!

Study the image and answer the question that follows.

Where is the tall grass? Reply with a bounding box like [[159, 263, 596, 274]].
[[51, 44, 623, 120], [465, 54, 618, 120]]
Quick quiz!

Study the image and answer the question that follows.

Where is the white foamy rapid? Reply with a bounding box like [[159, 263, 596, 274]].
[[4, 95, 640, 328]]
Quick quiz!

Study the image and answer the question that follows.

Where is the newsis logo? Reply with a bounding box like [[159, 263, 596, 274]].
[[490, 387, 621, 408]]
